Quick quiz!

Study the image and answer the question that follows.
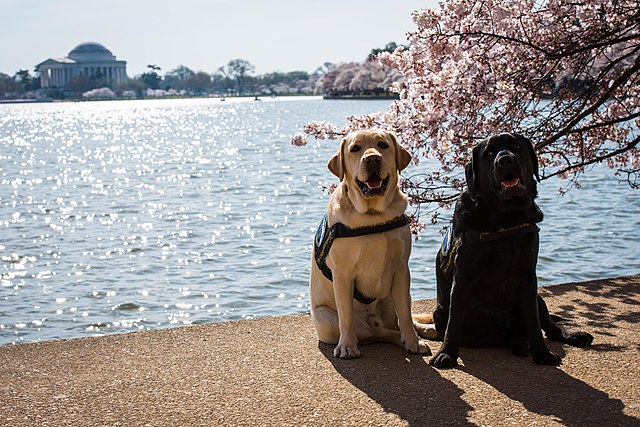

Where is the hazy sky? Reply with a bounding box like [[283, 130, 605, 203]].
[[1, 0, 437, 77]]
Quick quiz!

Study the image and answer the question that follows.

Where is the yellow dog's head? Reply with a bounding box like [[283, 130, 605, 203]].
[[328, 129, 412, 213]]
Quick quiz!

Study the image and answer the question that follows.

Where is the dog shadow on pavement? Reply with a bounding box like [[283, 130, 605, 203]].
[[320, 342, 473, 426], [459, 345, 638, 427], [322, 340, 637, 426]]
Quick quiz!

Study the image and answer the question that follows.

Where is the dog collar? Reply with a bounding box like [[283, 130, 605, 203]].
[[314, 213, 411, 305]]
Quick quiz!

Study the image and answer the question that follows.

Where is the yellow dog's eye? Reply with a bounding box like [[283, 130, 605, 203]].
[[378, 141, 390, 149], [351, 145, 361, 153]]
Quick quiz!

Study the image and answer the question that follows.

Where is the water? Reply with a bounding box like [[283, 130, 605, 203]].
[[1, 97, 638, 346]]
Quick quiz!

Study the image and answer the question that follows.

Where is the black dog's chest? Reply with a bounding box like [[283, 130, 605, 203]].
[[460, 232, 538, 310], [482, 233, 535, 264]]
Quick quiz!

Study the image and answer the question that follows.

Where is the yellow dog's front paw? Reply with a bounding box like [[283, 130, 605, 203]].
[[333, 341, 361, 359]]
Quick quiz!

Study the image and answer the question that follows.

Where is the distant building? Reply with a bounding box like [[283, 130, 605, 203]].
[[37, 42, 127, 89]]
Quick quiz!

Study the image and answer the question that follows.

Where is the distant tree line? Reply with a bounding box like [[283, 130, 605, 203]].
[[0, 43, 405, 101], [0, 69, 40, 95]]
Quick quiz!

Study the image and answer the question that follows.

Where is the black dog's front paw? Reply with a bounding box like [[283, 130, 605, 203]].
[[429, 351, 458, 369], [532, 349, 562, 366], [566, 331, 594, 347], [510, 337, 530, 357]]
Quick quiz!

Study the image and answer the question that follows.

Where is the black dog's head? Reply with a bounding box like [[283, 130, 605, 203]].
[[465, 133, 539, 212]]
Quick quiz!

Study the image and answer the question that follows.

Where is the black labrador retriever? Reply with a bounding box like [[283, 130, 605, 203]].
[[429, 133, 593, 369]]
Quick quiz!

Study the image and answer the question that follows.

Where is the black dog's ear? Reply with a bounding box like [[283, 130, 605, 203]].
[[513, 133, 540, 182], [464, 162, 475, 192], [465, 143, 482, 192]]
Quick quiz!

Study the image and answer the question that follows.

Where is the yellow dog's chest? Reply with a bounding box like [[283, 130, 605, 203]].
[[328, 233, 408, 299]]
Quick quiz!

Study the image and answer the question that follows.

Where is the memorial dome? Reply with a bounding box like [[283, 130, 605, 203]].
[[68, 42, 116, 62]]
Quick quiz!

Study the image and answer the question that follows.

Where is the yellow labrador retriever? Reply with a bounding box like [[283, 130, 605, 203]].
[[310, 129, 432, 359]]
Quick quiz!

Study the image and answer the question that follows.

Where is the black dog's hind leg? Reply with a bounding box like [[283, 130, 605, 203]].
[[537, 295, 594, 347]]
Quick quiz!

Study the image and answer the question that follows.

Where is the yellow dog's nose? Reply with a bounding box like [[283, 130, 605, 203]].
[[363, 149, 382, 165]]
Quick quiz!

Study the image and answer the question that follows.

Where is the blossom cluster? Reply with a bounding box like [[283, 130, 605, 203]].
[[290, 132, 309, 147]]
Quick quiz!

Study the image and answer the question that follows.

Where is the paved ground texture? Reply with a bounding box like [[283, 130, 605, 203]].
[[1, 275, 639, 426]]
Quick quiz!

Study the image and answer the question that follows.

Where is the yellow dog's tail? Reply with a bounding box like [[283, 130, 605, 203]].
[[412, 312, 440, 340]]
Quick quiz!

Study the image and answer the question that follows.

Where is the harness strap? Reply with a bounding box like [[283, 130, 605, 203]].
[[314, 214, 411, 305], [438, 222, 540, 279], [464, 222, 540, 245]]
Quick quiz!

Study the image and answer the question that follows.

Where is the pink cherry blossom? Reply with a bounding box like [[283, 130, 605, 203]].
[[290, 132, 309, 147]]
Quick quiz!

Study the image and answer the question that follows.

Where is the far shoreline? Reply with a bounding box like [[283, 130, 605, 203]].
[[0, 93, 402, 105], [323, 94, 399, 100]]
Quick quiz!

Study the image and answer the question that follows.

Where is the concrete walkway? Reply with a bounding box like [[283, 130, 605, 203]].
[[1, 275, 639, 426]]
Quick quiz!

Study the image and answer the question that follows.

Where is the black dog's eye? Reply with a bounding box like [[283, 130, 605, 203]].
[[351, 145, 361, 153], [484, 149, 494, 158], [378, 141, 390, 149]]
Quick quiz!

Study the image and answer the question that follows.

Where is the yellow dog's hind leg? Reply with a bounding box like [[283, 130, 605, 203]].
[[412, 312, 440, 340], [367, 314, 432, 354], [311, 305, 340, 345]]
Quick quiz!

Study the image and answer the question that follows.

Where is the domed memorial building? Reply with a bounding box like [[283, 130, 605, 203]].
[[37, 42, 127, 89]]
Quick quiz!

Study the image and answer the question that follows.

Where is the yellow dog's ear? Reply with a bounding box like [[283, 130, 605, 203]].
[[327, 138, 346, 180], [388, 131, 412, 172]]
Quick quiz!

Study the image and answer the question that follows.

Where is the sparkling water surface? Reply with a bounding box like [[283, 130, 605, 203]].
[[1, 97, 638, 345]]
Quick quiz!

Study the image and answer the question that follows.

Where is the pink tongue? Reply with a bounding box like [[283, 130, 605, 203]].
[[501, 177, 520, 188], [366, 178, 382, 189]]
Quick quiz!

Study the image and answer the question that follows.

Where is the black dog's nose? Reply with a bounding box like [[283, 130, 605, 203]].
[[496, 150, 515, 166]]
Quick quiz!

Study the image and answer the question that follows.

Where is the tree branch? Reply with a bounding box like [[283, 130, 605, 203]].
[[542, 134, 640, 180], [569, 111, 640, 134], [536, 53, 640, 150]]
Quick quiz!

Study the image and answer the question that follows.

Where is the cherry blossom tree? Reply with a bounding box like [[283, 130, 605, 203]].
[[296, 0, 639, 221], [317, 61, 404, 97]]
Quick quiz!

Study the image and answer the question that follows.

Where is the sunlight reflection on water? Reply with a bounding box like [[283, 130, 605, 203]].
[[1, 97, 638, 345]]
